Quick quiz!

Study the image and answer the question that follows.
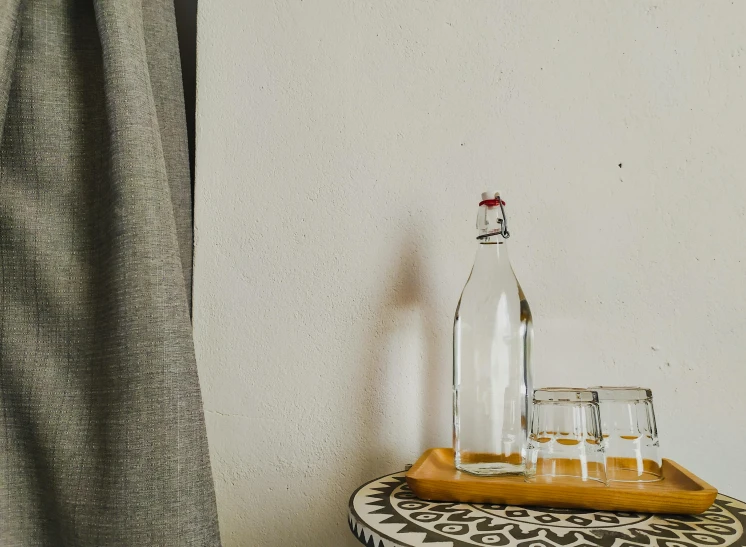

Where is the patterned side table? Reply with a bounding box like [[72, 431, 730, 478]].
[[349, 471, 746, 547]]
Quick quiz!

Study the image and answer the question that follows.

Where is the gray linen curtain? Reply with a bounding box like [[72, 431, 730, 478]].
[[0, 1, 221, 545]]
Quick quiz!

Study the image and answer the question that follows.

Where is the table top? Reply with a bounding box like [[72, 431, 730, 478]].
[[349, 471, 746, 547]]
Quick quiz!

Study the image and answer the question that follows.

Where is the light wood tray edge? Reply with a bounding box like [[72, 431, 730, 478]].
[[664, 458, 717, 494], [405, 448, 718, 515]]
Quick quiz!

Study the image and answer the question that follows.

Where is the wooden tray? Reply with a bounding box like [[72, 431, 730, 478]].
[[405, 448, 717, 514]]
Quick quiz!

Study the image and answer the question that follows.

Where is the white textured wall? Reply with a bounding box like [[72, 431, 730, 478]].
[[194, 2, 746, 545]]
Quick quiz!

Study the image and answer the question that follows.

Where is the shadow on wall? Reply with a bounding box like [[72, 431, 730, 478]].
[[228, 227, 452, 547], [354, 230, 449, 485]]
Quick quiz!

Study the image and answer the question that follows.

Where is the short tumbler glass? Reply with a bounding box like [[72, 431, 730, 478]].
[[591, 386, 662, 482], [525, 388, 607, 484]]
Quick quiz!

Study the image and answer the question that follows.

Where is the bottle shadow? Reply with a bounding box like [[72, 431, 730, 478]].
[[353, 232, 450, 484], [237, 230, 454, 547]]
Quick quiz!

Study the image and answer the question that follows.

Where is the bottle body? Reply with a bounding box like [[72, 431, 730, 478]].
[[453, 197, 533, 476]]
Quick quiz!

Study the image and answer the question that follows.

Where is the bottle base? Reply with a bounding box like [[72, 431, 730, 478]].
[[456, 461, 525, 476]]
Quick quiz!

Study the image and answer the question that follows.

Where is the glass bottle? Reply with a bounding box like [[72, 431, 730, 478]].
[[453, 191, 533, 475]]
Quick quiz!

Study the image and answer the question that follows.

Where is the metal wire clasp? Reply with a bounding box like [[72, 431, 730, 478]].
[[498, 199, 510, 239]]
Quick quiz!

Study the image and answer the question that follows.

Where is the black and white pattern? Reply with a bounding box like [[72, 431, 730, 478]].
[[349, 472, 746, 547]]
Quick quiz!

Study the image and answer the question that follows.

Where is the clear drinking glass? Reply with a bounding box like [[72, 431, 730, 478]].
[[525, 388, 607, 484], [591, 387, 662, 482], [453, 192, 533, 476]]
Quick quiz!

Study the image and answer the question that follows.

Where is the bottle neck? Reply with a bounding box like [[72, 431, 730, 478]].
[[472, 235, 511, 273], [471, 194, 513, 275]]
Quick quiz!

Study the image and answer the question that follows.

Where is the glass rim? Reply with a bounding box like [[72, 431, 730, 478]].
[[533, 387, 598, 403], [589, 386, 653, 401]]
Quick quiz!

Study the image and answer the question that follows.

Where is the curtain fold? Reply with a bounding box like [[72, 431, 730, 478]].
[[0, 1, 221, 545]]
